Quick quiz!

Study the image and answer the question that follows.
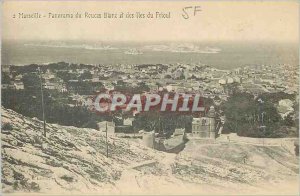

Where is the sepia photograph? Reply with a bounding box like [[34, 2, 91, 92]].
[[1, 1, 299, 195]]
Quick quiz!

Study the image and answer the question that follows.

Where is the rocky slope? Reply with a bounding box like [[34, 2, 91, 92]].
[[174, 140, 299, 194], [1, 107, 166, 194], [1, 107, 299, 195]]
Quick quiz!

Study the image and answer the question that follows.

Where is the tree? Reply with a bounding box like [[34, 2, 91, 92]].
[[56, 71, 77, 82], [22, 73, 40, 90], [114, 80, 130, 93], [135, 82, 150, 93], [221, 92, 282, 138], [79, 71, 92, 80], [164, 75, 172, 79], [178, 72, 185, 80], [1, 73, 11, 84]]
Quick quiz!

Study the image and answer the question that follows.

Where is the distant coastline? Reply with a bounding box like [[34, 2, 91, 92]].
[[2, 40, 298, 69]]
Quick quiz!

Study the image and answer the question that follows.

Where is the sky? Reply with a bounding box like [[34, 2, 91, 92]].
[[2, 1, 299, 43]]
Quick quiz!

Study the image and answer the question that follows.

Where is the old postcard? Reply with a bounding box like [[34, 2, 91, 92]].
[[1, 0, 299, 195]]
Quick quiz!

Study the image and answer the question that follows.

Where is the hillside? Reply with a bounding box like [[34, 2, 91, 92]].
[[175, 140, 299, 194], [1, 107, 167, 194], [1, 107, 299, 195]]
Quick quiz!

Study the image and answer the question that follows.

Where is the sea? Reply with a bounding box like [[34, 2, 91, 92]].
[[1, 40, 298, 70]]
